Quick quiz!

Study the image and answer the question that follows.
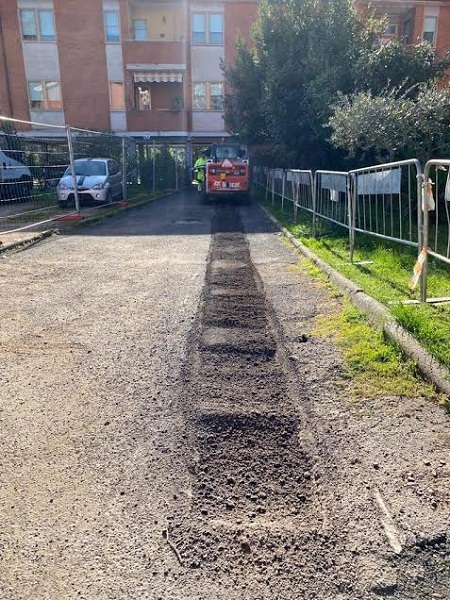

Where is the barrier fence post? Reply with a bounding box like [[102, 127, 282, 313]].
[[66, 124, 80, 213], [152, 140, 156, 195], [271, 172, 275, 205], [121, 136, 128, 202], [281, 171, 285, 211], [293, 182, 298, 222], [175, 147, 179, 191], [420, 174, 429, 303], [312, 172, 317, 238], [348, 173, 355, 263]]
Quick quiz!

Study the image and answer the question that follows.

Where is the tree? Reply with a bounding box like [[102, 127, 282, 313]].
[[222, 38, 266, 144], [224, 0, 382, 168], [224, 0, 450, 168], [328, 85, 450, 165], [355, 40, 450, 96]]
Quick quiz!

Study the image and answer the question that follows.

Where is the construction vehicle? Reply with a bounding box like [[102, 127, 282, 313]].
[[193, 142, 250, 202]]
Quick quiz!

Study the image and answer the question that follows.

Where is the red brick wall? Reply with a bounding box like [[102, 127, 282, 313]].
[[224, 1, 258, 67], [0, 5, 29, 124], [437, 5, 450, 54], [54, 0, 110, 130], [412, 5, 425, 45]]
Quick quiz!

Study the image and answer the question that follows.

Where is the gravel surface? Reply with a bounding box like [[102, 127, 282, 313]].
[[0, 191, 449, 599]]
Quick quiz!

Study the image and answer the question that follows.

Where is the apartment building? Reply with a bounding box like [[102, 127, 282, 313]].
[[0, 0, 258, 141], [357, 0, 450, 51], [0, 0, 449, 142]]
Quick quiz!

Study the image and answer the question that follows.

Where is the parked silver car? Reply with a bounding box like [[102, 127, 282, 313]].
[[56, 158, 122, 208]]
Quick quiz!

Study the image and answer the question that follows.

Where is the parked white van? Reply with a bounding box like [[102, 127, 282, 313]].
[[0, 136, 33, 201]]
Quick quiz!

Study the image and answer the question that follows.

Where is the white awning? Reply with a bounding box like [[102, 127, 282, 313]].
[[133, 71, 183, 83]]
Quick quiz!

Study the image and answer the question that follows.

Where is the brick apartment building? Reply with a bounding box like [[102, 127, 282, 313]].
[[358, 0, 450, 52], [0, 0, 449, 142], [0, 0, 258, 142]]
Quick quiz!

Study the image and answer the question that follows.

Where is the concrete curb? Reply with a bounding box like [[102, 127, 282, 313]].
[[0, 229, 56, 254], [260, 204, 450, 397]]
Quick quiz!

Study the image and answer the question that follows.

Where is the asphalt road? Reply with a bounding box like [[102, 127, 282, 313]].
[[0, 190, 449, 599]]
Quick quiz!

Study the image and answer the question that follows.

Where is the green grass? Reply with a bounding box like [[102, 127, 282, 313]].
[[261, 192, 450, 370], [312, 300, 438, 399]]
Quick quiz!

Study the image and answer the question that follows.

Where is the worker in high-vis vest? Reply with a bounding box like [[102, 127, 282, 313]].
[[193, 150, 208, 191]]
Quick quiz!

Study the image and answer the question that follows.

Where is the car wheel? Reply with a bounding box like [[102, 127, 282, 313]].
[[106, 189, 113, 204], [58, 200, 68, 209]]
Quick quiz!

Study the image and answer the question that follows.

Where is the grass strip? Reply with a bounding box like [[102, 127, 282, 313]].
[[261, 193, 450, 370], [311, 296, 438, 400]]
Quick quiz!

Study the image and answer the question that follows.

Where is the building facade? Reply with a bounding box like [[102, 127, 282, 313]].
[[0, 0, 449, 141], [0, 0, 258, 141], [357, 0, 450, 52]]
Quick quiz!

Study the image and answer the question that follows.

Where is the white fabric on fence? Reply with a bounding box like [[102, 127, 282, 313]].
[[445, 170, 450, 202], [330, 189, 339, 202], [320, 173, 347, 193], [286, 170, 311, 185], [356, 168, 401, 195]]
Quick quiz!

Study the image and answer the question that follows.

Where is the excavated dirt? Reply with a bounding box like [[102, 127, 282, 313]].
[[164, 202, 450, 599], [168, 203, 329, 597]]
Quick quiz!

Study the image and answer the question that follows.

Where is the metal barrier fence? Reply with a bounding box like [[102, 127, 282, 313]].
[[421, 159, 450, 301], [0, 115, 189, 235], [254, 159, 448, 302], [348, 159, 423, 259]]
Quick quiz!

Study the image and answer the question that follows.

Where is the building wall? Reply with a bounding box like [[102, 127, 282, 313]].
[[6, 0, 450, 137], [54, 0, 110, 130], [224, 1, 257, 66], [0, 3, 29, 123], [129, 5, 186, 41], [0, 0, 258, 136]]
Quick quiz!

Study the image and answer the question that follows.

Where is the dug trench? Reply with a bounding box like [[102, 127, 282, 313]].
[[168, 202, 340, 598], [164, 201, 450, 599]]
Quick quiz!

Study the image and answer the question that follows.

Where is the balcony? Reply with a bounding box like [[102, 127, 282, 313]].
[[127, 109, 188, 133], [123, 40, 186, 66], [126, 3, 187, 43]]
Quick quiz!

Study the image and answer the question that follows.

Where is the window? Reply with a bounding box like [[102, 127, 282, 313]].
[[194, 83, 206, 109], [28, 80, 61, 110], [423, 16, 437, 44], [133, 19, 148, 41], [104, 11, 120, 42], [402, 18, 413, 44], [192, 13, 223, 44], [209, 14, 223, 44], [192, 14, 206, 44], [210, 83, 224, 110], [108, 160, 120, 175], [193, 82, 224, 110], [109, 82, 125, 110], [19, 9, 55, 41]]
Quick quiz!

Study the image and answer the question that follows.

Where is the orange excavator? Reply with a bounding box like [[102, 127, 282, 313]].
[[193, 142, 250, 202]]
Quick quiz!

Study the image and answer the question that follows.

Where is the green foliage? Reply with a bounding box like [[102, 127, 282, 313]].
[[224, 1, 450, 167], [224, 0, 382, 168], [328, 85, 450, 164], [72, 131, 122, 163], [222, 38, 266, 144], [355, 40, 450, 96], [313, 300, 437, 399]]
